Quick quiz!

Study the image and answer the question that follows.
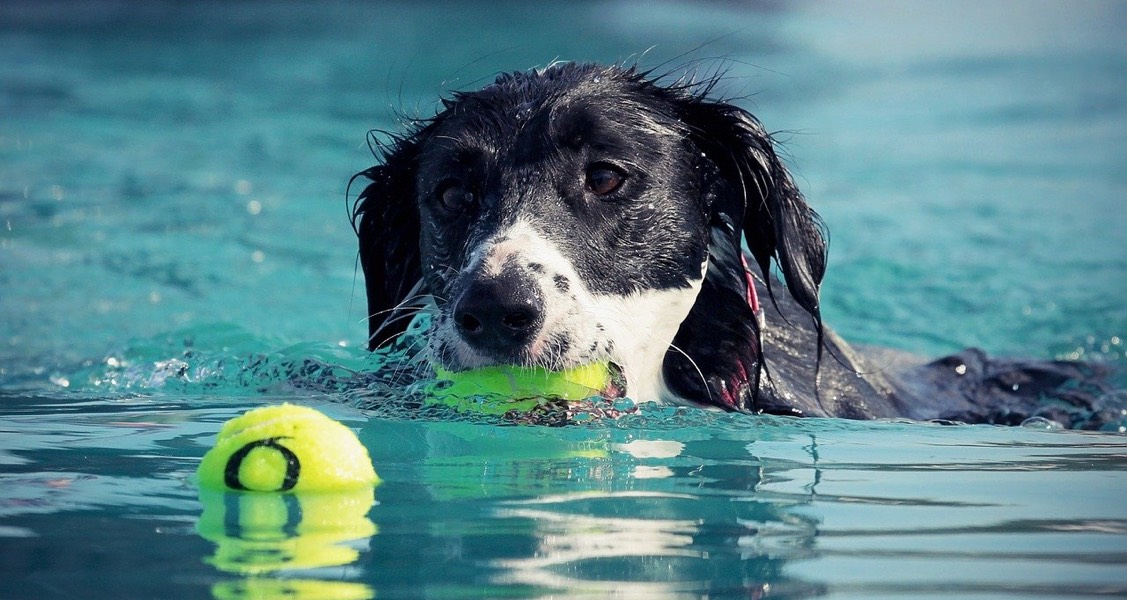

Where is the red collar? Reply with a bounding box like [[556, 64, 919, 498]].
[[740, 253, 761, 314]]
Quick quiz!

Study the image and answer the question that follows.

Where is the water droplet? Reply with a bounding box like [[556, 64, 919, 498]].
[[613, 398, 636, 412], [1020, 416, 1063, 430]]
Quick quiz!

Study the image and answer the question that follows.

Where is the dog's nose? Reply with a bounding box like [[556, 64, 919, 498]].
[[453, 271, 544, 352]]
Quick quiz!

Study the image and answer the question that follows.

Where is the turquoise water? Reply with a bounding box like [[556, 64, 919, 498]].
[[2, 1, 1126, 598]]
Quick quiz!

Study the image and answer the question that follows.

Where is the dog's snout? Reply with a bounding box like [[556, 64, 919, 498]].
[[453, 271, 543, 352]]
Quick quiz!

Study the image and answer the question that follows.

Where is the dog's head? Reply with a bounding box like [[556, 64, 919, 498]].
[[353, 63, 826, 408]]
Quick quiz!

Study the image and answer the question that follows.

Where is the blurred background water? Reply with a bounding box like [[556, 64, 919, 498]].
[[1, 1, 1125, 599]]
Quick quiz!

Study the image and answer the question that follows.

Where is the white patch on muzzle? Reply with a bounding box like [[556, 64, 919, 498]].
[[429, 218, 704, 403]]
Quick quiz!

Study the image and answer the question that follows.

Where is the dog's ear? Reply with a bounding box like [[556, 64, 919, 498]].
[[679, 99, 828, 321], [351, 136, 423, 350]]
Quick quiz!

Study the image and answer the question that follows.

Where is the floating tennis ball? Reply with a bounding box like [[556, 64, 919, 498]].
[[428, 362, 614, 414], [197, 404, 378, 492]]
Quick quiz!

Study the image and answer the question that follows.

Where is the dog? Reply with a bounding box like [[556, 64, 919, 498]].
[[352, 63, 1113, 427]]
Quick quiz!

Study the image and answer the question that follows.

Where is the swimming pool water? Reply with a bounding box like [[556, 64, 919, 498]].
[[2, 1, 1126, 598]]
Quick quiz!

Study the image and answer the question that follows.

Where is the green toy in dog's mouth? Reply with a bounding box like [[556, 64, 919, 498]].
[[427, 361, 628, 416]]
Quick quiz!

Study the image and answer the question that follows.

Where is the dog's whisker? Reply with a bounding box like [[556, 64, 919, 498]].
[[359, 294, 433, 324], [666, 343, 712, 405], [387, 337, 431, 387]]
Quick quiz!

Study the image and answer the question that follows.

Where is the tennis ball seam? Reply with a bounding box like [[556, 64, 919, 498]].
[[225, 437, 300, 492]]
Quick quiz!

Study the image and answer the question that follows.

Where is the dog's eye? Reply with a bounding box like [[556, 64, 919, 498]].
[[585, 163, 626, 196], [438, 181, 476, 212]]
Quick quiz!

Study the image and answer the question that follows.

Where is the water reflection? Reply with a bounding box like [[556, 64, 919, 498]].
[[359, 417, 826, 597], [196, 488, 376, 599], [493, 495, 705, 595], [477, 439, 825, 597]]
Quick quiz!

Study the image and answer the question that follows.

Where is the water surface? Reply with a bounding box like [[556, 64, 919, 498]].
[[2, 1, 1126, 598]]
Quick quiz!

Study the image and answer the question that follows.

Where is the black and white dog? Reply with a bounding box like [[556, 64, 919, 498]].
[[353, 63, 1111, 426]]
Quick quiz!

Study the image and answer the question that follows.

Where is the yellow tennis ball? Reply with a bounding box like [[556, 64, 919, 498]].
[[197, 404, 378, 492], [428, 362, 613, 414]]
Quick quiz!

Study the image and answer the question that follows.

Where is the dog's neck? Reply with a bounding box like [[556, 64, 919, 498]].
[[588, 277, 705, 403], [587, 254, 709, 404], [658, 231, 768, 410]]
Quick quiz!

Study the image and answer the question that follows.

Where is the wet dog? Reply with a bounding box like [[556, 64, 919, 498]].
[[352, 63, 1112, 427]]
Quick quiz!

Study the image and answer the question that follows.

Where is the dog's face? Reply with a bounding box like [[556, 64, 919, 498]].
[[355, 63, 828, 408], [412, 71, 711, 398]]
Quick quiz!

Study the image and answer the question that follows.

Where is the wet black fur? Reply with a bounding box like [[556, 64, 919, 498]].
[[352, 63, 1114, 427]]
